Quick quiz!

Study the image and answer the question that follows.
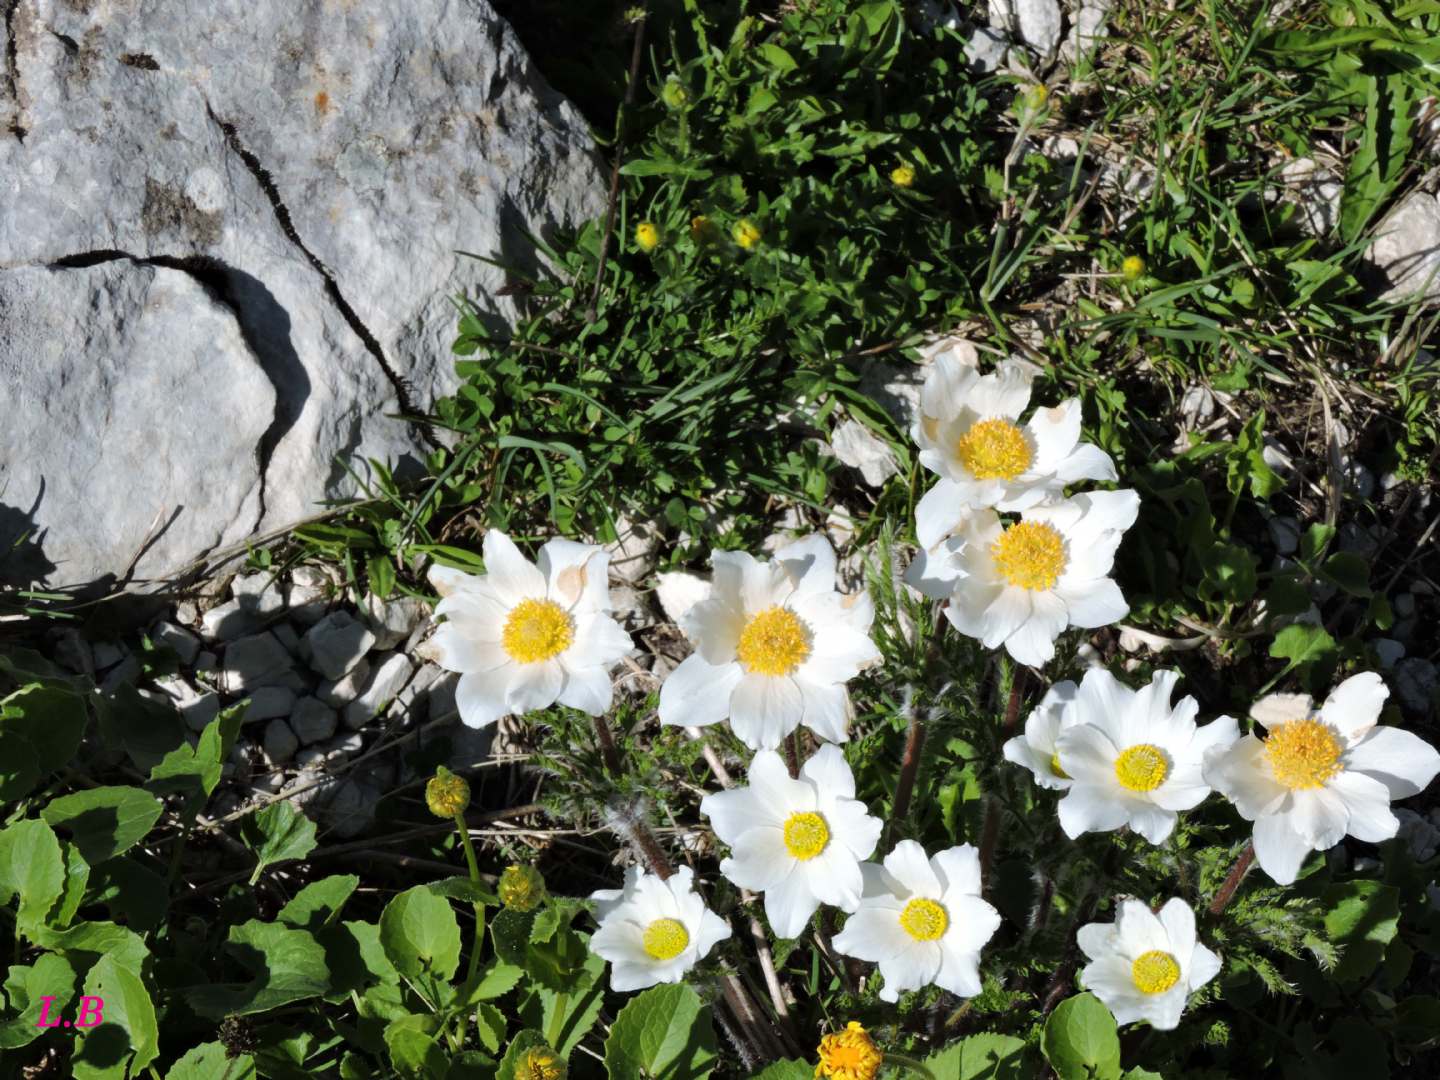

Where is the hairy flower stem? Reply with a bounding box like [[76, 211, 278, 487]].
[[451, 812, 485, 1049], [783, 731, 801, 778], [979, 664, 1027, 895], [890, 699, 927, 830], [1208, 841, 1256, 916], [593, 714, 624, 777]]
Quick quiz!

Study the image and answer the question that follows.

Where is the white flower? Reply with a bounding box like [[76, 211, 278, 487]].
[[1077, 897, 1221, 1030], [1002, 679, 1083, 790], [1202, 672, 1440, 885], [1053, 668, 1239, 844], [831, 840, 1001, 1002], [658, 535, 881, 750], [699, 745, 883, 938], [912, 353, 1116, 550], [427, 530, 633, 729], [939, 490, 1141, 666], [588, 866, 732, 992]]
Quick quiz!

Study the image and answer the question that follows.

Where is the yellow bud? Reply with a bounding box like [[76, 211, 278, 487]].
[[635, 221, 661, 253], [890, 164, 916, 188], [498, 863, 546, 912], [1122, 255, 1146, 281], [425, 766, 470, 819], [1028, 83, 1050, 110], [515, 1044, 567, 1080], [732, 218, 762, 251]]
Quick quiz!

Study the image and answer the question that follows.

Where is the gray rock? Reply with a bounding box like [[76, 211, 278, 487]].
[[1394, 592, 1417, 618], [232, 572, 288, 618], [916, 0, 962, 32], [964, 27, 1010, 73], [321, 778, 376, 840], [99, 655, 142, 694], [155, 676, 221, 733], [252, 770, 286, 795], [271, 622, 301, 655], [93, 641, 128, 670], [52, 630, 94, 676], [290, 696, 339, 745], [1373, 638, 1405, 669], [359, 595, 427, 651], [0, 0, 604, 590], [1267, 515, 1301, 556], [221, 632, 301, 694], [302, 611, 376, 680], [195, 651, 219, 674], [293, 749, 329, 773], [1343, 460, 1376, 500], [317, 656, 373, 708], [152, 621, 202, 666], [287, 566, 334, 626], [1178, 385, 1218, 429], [391, 662, 446, 722], [1369, 192, 1440, 304], [201, 599, 261, 643], [1394, 658, 1439, 714], [990, 0, 1064, 56], [262, 718, 299, 764], [830, 420, 900, 487], [429, 671, 460, 724], [606, 515, 663, 586], [1062, 0, 1113, 63], [318, 731, 364, 763], [1279, 157, 1343, 237], [243, 686, 296, 725], [343, 652, 416, 730]]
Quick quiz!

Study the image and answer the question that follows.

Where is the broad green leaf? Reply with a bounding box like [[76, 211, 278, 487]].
[[428, 875, 499, 906], [327, 919, 401, 991], [475, 1001, 507, 1053], [1319, 553, 1371, 597], [72, 951, 160, 1080], [1324, 880, 1401, 982], [94, 684, 187, 773], [604, 983, 718, 1080], [32, 921, 149, 970], [240, 801, 318, 885], [184, 920, 331, 1018], [492, 907, 538, 966], [1041, 993, 1121, 1080], [520, 949, 605, 1057], [147, 702, 245, 806], [464, 959, 524, 1003], [1340, 73, 1415, 242], [0, 729, 40, 801], [40, 785, 163, 865], [51, 841, 91, 929], [384, 1015, 447, 1079], [165, 1042, 257, 1079], [0, 683, 88, 775], [0, 818, 64, 933], [925, 1032, 1029, 1079], [87, 856, 168, 932], [379, 885, 462, 981], [1202, 543, 1258, 604], [747, 1062, 811, 1080], [1268, 624, 1338, 686], [278, 874, 360, 931], [0, 952, 76, 1049]]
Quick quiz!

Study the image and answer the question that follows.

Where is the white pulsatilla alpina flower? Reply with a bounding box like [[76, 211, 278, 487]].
[[1077, 897, 1221, 1030], [588, 866, 732, 992], [1202, 672, 1440, 885], [912, 352, 1117, 551], [831, 840, 1001, 1002], [699, 744, 882, 938], [1053, 668, 1239, 844], [938, 490, 1141, 666], [658, 534, 881, 750], [427, 530, 633, 729], [1002, 679, 1083, 791]]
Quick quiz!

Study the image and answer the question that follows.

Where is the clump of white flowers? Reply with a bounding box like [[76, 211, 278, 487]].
[[1078, 898, 1221, 1030], [588, 866, 731, 992]]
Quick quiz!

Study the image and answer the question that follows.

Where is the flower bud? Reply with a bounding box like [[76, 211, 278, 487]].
[[890, 163, 916, 188], [661, 78, 689, 110], [1122, 254, 1146, 282], [635, 221, 661, 253], [515, 1044, 567, 1080], [732, 218, 762, 251], [425, 766, 470, 819], [498, 863, 546, 912]]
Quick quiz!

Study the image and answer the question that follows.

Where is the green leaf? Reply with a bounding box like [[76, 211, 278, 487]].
[[1300, 523, 1337, 563], [94, 684, 187, 773], [747, 1062, 811, 1080], [1268, 624, 1338, 685], [1323, 880, 1401, 982], [0, 729, 40, 801], [0, 952, 76, 1049], [1393, 995, 1440, 1045], [0, 818, 64, 934], [40, 786, 163, 866], [278, 874, 360, 931], [1041, 993, 1121, 1080], [520, 949, 606, 1057], [428, 875, 499, 906], [147, 702, 245, 806], [184, 920, 332, 1018], [379, 885, 462, 981], [1320, 553, 1371, 597], [1202, 542, 1258, 604], [240, 801, 318, 885], [492, 907, 538, 966], [385, 1015, 448, 1079], [165, 1042, 257, 1079], [464, 959, 524, 1003], [925, 1032, 1030, 1079], [0, 683, 88, 776], [72, 951, 160, 1080], [1340, 73, 1415, 242], [31, 921, 149, 970], [87, 856, 168, 932], [474, 1002, 507, 1054], [604, 983, 718, 1080]]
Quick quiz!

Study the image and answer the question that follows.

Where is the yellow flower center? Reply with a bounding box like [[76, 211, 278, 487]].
[[516, 1046, 567, 1080], [989, 521, 1066, 591], [1049, 752, 1070, 779], [1264, 718, 1344, 790], [815, 1022, 882, 1080], [501, 598, 575, 664], [641, 918, 690, 961], [1131, 949, 1181, 994], [783, 811, 831, 861], [735, 606, 812, 677], [898, 898, 949, 942], [733, 219, 762, 249], [956, 417, 1032, 480], [1114, 744, 1170, 792]]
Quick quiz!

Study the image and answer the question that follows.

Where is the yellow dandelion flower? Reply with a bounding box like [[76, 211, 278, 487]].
[[815, 1022, 882, 1080], [1122, 254, 1146, 281], [636, 221, 661, 253], [732, 218, 762, 251], [890, 164, 916, 188]]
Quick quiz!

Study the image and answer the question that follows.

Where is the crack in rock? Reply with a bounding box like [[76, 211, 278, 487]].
[[4, 0, 26, 140], [204, 102, 435, 449]]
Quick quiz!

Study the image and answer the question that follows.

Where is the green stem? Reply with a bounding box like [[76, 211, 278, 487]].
[[545, 991, 570, 1051], [885, 1053, 937, 1080], [454, 813, 485, 986]]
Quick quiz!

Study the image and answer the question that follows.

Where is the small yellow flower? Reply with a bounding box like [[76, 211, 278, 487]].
[[661, 79, 689, 109], [815, 1022, 882, 1080], [425, 766, 470, 819], [1028, 83, 1050, 110], [515, 1044, 567, 1080], [636, 221, 661, 253], [890, 164, 916, 188], [1122, 254, 1146, 281], [498, 864, 547, 912], [732, 218, 762, 251]]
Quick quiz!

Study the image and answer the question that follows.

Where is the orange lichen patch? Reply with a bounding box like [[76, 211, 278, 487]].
[[314, 91, 331, 116]]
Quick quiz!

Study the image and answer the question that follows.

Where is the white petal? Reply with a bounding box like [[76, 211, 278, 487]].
[[1114, 899, 1169, 956], [968, 362, 1033, 419], [657, 654, 744, 729], [684, 597, 746, 665], [1287, 786, 1350, 848], [566, 613, 634, 669], [1127, 801, 1179, 845], [1328, 770, 1400, 843], [827, 799, 883, 862], [775, 534, 838, 599], [482, 530, 546, 605], [709, 550, 754, 605], [942, 894, 1001, 955], [1025, 399, 1082, 471], [799, 681, 854, 744], [454, 669, 512, 728], [932, 844, 982, 898], [1072, 489, 1142, 536], [1080, 955, 1142, 1021], [804, 845, 865, 911], [1057, 782, 1133, 839], [700, 771, 780, 840], [832, 905, 907, 962], [1142, 987, 1190, 1031], [1053, 441, 1118, 485], [1252, 813, 1312, 885], [538, 538, 609, 612], [656, 571, 712, 628], [695, 907, 733, 958], [976, 587, 1035, 652], [1076, 921, 1117, 961], [1156, 898, 1197, 963], [719, 827, 793, 892], [800, 743, 856, 799], [1203, 735, 1287, 820], [916, 480, 972, 550], [918, 349, 982, 421], [1320, 672, 1390, 744], [934, 939, 984, 998], [1345, 726, 1440, 799], [883, 839, 943, 897], [729, 674, 805, 750], [1250, 692, 1314, 729], [429, 622, 509, 675], [1187, 942, 1222, 991], [1054, 724, 1119, 785], [796, 623, 881, 686], [1054, 578, 1129, 629], [1002, 590, 1067, 666], [555, 665, 614, 715], [904, 539, 964, 601], [428, 563, 479, 598], [506, 660, 564, 714], [765, 867, 822, 938]]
